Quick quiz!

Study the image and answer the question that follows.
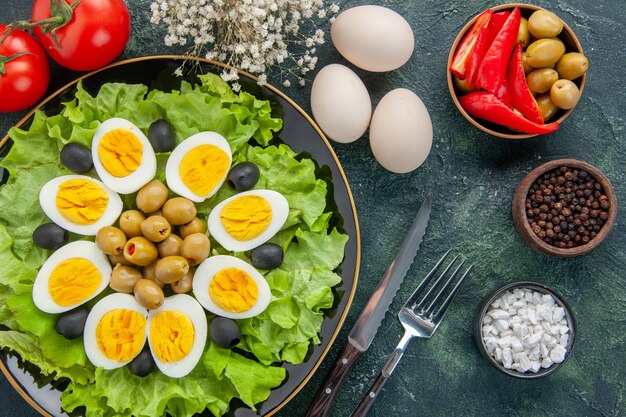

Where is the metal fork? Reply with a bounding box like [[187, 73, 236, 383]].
[[349, 250, 473, 417]]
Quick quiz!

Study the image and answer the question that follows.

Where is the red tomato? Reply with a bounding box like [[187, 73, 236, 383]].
[[31, 0, 131, 71], [0, 25, 50, 112]]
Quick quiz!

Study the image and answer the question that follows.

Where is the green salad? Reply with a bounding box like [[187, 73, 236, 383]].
[[0, 73, 348, 417]]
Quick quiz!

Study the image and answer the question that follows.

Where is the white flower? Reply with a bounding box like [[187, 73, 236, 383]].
[[150, 0, 332, 88]]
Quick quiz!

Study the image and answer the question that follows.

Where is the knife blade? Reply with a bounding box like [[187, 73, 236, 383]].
[[304, 194, 432, 417]]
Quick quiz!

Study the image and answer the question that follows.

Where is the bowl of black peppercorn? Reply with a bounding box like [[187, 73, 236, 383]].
[[512, 159, 617, 257]]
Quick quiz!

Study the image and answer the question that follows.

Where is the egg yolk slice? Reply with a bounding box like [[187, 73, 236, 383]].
[[56, 178, 109, 225], [149, 311, 195, 362], [209, 268, 259, 313], [98, 128, 143, 177], [96, 309, 147, 362], [219, 195, 272, 241], [48, 258, 102, 306], [179, 145, 230, 197]]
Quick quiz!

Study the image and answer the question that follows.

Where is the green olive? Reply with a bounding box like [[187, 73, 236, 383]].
[[108, 253, 133, 267], [180, 233, 211, 266], [142, 262, 165, 287], [171, 269, 194, 294], [134, 279, 164, 310], [556, 52, 589, 80], [526, 38, 566, 68], [526, 68, 559, 93], [521, 52, 534, 75], [136, 180, 169, 213], [155, 256, 189, 284], [110, 264, 142, 293], [119, 210, 146, 238], [123, 237, 158, 266], [157, 234, 183, 257], [517, 17, 531, 47], [140, 215, 171, 243], [550, 79, 580, 109], [535, 94, 560, 122], [162, 197, 197, 226], [453, 75, 477, 94], [179, 217, 206, 239], [528, 10, 563, 38], [96, 226, 127, 255]]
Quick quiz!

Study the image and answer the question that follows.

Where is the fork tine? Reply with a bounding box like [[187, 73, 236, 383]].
[[414, 255, 459, 310], [432, 264, 473, 321], [423, 258, 465, 316], [401, 249, 451, 308]]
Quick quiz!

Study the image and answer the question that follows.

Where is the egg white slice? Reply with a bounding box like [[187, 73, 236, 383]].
[[207, 189, 289, 252], [83, 293, 149, 369], [193, 255, 271, 319], [146, 294, 207, 378], [39, 174, 123, 236], [165, 131, 232, 203], [91, 118, 157, 194], [32, 241, 112, 314]]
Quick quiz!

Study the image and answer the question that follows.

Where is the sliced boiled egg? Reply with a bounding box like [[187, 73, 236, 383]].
[[32, 241, 112, 314], [207, 190, 288, 252], [147, 294, 207, 378], [83, 293, 148, 369], [193, 255, 271, 319], [92, 118, 157, 194], [165, 131, 232, 203], [39, 175, 123, 236]]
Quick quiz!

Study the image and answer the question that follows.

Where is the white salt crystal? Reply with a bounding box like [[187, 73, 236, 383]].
[[532, 291, 542, 305], [498, 336, 511, 348], [528, 308, 538, 324], [483, 314, 493, 324], [495, 319, 510, 332], [550, 345, 566, 363], [553, 307, 565, 322], [488, 309, 510, 320], [502, 348, 513, 368], [560, 334, 569, 347], [542, 357, 554, 368], [518, 352, 531, 372], [541, 294, 555, 306], [530, 360, 542, 373]]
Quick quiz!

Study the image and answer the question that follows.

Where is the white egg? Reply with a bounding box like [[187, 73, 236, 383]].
[[193, 255, 271, 319], [165, 132, 233, 203], [91, 118, 157, 194], [83, 293, 148, 369], [369, 88, 433, 173], [32, 241, 112, 314], [331, 5, 414, 72], [146, 294, 207, 378], [207, 189, 288, 252], [39, 175, 123, 235], [311, 64, 371, 143]]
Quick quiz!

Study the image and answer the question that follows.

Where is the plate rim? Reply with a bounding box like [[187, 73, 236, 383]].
[[0, 55, 361, 417]]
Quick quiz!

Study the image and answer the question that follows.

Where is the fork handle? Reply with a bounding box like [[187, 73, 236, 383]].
[[304, 341, 363, 417], [349, 332, 414, 417]]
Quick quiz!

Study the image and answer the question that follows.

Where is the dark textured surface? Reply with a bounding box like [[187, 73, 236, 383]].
[[1, 1, 625, 417]]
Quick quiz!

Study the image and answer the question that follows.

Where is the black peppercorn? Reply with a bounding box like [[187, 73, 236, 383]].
[[525, 166, 610, 248]]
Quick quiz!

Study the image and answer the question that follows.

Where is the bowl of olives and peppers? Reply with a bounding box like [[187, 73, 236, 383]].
[[33, 118, 282, 377], [512, 159, 617, 257], [448, 4, 588, 138]]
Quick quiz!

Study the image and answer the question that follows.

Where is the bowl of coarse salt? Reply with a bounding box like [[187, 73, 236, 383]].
[[475, 281, 576, 378]]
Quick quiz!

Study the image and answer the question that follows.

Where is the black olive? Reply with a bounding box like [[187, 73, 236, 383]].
[[60, 143, 93, 173], [148, 119, 176, 152], [227, 162, 260, 191], [128, 345, 155, 377], [250, 243, 283, 270], [33, 223, 67, 250], [210, 317, 241, 349], [55, 307, 89, 339]]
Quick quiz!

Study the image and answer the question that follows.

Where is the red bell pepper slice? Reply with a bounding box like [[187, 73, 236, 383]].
[[459, 91, 559, 135], [465, 15, 492, 87], [474, 7, 521, 96], [508, 42, 544, 124], [486, 11, 511, 49], [450, 9, 492, 80]]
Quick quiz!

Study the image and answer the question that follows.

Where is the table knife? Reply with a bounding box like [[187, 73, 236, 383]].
[[303, 194, 432, 417]]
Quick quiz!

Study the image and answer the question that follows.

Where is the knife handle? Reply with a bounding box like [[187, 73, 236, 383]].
[[303, 341, 363, 417]]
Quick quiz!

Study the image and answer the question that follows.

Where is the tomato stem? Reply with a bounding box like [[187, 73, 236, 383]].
[[0, 52, 32, 76], [11, 0, 81, 48]]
